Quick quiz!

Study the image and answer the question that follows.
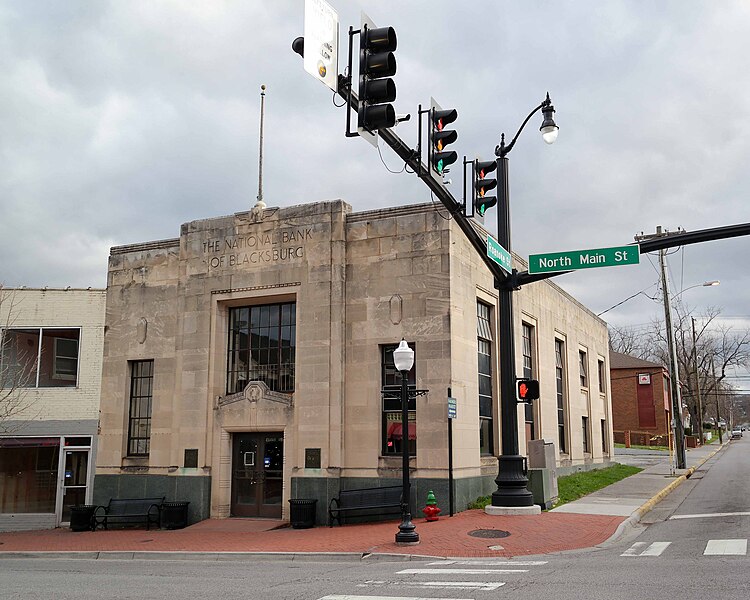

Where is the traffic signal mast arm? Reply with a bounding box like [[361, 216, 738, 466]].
[[512, 222, 750, 289], [336, 73, 512, 286]]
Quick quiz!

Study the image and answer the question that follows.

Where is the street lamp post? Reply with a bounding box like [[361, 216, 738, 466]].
[[393, 339, 419, 544], [491, 94, 558, 509]]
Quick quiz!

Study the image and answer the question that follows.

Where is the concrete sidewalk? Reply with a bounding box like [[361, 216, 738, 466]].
[[0, 443, 725, 560], [552, 442, 723, 518]]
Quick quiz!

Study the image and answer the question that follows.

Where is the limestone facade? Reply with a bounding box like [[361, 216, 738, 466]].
[[95, 200, 612, 524]]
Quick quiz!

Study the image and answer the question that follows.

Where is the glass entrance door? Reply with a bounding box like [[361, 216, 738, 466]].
[[231, 433, 283, 518], [59, 449, 89, 523]]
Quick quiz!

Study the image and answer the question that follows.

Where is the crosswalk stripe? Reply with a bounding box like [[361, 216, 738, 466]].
[[428, 560, 547, 566], [621, 542, 647, 556], [704, 539, 748, 556], [640, 542, 671, 556], [621, 541, 671, 556], [397, 568, 527, 575], [320, 596, 474, 600]]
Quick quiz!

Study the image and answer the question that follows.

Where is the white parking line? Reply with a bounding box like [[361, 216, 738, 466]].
[[703, 539, 747, 556], [670, 511, 750, 520]]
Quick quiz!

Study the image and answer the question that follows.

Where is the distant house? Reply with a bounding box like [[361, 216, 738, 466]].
[[609, 351, 672, 447], [0, 288, 106, 531]]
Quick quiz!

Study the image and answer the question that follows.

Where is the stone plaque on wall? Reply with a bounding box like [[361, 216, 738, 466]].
[[184, 448, 199, 468], [305, 448, 321, 469]]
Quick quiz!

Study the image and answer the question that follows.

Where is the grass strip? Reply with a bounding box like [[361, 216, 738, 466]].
[[468, 463, 643, 510], [555, 463, 642, 506]]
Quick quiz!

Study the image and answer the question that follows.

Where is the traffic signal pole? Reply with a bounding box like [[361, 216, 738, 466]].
[[492, 154, 535, 507]]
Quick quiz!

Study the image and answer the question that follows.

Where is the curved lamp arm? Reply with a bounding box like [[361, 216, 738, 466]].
[[495, 93, 555, 158]]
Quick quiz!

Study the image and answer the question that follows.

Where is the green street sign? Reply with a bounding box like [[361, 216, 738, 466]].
[[487, 235, 512, 274], [528, 244, 640, 274]]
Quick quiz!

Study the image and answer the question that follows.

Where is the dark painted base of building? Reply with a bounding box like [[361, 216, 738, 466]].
[[291, 475, 498, 527], [93, 474, 211, 526]]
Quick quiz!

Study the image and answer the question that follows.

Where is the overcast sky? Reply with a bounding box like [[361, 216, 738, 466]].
[[2, 1, 749, 374]]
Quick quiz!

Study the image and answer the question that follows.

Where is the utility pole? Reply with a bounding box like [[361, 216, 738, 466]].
[[635, 227, 686, 469], [691, 317, 704, 444], [711, 356, 722, 443]]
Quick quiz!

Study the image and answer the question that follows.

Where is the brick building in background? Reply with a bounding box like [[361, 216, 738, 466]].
[[609, 351, 672, 447]]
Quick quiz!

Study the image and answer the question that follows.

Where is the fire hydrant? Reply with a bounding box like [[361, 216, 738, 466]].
[[422, 490, 441, 521]]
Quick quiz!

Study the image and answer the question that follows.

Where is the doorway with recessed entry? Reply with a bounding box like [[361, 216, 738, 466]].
[[230, 432, 283, 518]]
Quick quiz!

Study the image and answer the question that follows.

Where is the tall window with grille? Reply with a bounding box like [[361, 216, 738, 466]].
[[381, 343, 416, 455], [522, 323, 536, 442], [477, 302, 494, 455], [555, 339, 567, 454], [227, 302, 296, 395], [128, 360, 154, 456]]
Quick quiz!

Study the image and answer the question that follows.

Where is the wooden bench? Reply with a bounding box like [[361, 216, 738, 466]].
[[94, 497, 165, 530], [328, 485, 402, 526]]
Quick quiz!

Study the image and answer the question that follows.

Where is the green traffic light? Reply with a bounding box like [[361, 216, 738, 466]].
[[479, 204, 486, 216], [437, 159, 444, 174]]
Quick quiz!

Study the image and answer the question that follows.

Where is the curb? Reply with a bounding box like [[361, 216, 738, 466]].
[[0, 550, 441, 562], [606, 443, 727, 543]]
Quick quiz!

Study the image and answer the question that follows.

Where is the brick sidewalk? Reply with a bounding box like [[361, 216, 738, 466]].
[[0, 510, 624, 558]]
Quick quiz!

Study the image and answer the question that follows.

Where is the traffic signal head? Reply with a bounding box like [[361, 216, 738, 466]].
[[517, 379, 540, 402], [473, 159, 497, 216], [358, 26, 398, 132], [429, 102, 458, 176]]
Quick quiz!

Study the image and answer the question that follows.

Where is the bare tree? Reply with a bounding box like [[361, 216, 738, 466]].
[[609, 324, 660, 360], [668, 306, 749, 432], [0, 285, 39, 433], [614, 304, 750, 433]]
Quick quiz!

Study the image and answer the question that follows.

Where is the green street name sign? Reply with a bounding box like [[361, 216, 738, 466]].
[[487, 235, 512, 274], [528, 244, 640, 274]]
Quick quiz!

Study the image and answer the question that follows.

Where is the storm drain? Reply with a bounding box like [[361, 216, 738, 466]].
[[468, 529, 510, 539]]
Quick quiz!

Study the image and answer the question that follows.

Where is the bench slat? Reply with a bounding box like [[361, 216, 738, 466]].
[[329, 486, 403, 526]]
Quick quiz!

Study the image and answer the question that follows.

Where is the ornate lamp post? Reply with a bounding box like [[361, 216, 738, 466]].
[[393, 339, 419, 544], [491, 94, 558, 510]]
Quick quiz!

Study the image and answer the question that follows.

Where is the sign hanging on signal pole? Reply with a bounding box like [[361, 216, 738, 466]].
[[528, 244, 640, 274], [487, 235, 512, 274], [303, 0, 339, 93]]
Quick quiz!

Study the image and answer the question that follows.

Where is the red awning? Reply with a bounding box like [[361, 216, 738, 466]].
[[0, 437, 60, 448], [387, 422, 416, 441]]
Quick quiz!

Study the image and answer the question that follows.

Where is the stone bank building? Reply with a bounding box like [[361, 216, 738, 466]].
[[95, 200, 612, 524]]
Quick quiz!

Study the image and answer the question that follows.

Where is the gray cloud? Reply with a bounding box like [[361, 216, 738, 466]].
[[2, 0, 749, 356]]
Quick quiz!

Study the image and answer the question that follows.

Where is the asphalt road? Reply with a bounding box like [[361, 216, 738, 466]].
[[0, 438, 747, 600]]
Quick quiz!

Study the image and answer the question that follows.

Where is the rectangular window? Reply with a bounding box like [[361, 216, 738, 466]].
[[226, 302, 296, 395], [598, 358, 606, 394], [601, 419, 608, 453], [127, 360, 154, 456], [555, 339, 567, 454], [0, 328, 80, 388], [582, 416, 590, 453], [477, 302, 493, 455], [579, 350, 588, 388], [382, 343, 416, 456], [522, 322, 536, 441], [0, 437, 60, 513]]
